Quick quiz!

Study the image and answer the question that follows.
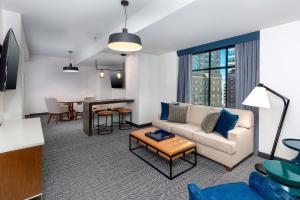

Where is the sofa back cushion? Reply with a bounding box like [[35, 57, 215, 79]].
[[213, 107, 254, 129], [187, 105, 214, 126]]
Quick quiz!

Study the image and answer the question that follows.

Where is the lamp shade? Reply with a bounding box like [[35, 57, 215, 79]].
[[108, 28, 142, 52], [63, 63, 79, 72], [242, 86, 271, 108]]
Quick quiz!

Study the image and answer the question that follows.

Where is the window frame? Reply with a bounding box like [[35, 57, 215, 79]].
[[192, 45, 235, 107]]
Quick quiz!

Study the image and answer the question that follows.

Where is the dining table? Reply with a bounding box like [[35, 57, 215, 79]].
[[58, 99, 83, 120]]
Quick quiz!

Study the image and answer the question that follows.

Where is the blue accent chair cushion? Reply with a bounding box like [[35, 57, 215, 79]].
[[214, 109, 239, 138], [188, 182, 263, 200], [188, 172, 298, 200]]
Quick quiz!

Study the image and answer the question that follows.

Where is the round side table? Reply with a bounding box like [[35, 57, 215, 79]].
[[264, 160, 300, 197], [283, 138, 300, 166]]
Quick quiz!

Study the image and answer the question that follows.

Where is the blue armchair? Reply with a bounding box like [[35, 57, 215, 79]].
[[188, 172, 298, 200]]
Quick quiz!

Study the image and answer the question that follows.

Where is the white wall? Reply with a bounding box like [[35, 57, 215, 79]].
[[126, 54, 141, 124], [260, 20, 300, 159], [24, 55, 126, 115], [138, 54, 160, 124], [158, 51, 178, 103], [125, 52, 178, 125], [0, 10, 29, 122], [125, 53, 160, 124]]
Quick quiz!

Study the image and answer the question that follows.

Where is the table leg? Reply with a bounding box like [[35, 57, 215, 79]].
[[169, 158, 172, 180]]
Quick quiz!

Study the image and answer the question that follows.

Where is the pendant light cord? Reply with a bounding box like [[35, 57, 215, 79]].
[[69, 51, 72, 64], [124, 4, 127, 28]]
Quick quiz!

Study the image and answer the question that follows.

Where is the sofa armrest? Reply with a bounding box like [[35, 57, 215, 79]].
[[228, 127, 254, 163], [249, 172, 298, 200], [228, 127, 253, 145], [228, 127, 251, 141]]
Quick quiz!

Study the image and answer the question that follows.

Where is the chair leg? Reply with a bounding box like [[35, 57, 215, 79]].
[[97, 115, 100, 135], [47, 114, 52, 124], [105, 115, 108, 128], [130, 112, 132, 128], [111, 115, 113, 131], [92, 112, 94, 128], [119, 113, 121, 129]]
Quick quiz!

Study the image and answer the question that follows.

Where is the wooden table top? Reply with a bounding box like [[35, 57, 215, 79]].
[[58, 100, 83, 104], [130, 127, 196, 157]]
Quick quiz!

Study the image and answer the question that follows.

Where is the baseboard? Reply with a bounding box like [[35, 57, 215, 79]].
[[25, 112, 48, 118], [258, 152, 289, 162], [126, 121, 152, 128]]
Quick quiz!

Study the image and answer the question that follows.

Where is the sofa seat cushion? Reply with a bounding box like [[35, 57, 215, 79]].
[[172, 124, 201, 140], [193, 131, 237, 154], [152, 119, 182, 133]]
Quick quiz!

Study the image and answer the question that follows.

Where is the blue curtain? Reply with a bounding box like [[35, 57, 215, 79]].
[[177, 55, 192, 103], [235, 40, 260, 155]]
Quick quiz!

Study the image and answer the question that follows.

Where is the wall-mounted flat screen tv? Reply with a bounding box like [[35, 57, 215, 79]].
[[0, 29, 20, 91], [110, 72, 125, 89]]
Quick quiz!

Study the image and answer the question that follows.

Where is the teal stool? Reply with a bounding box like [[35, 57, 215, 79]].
[[264, 160, 300, 197]]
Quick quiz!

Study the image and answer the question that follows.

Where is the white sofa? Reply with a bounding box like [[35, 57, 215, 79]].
[[152, 104, 254, 170]]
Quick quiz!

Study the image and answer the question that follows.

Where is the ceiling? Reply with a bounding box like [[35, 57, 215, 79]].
[[2, 0, 300, 66], [2, 0, 150, 57], [138, 0, 300, 54], [80, 50, 124, 68]]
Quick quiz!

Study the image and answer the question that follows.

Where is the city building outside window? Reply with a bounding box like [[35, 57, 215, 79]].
[[192, 47, 236, 107]]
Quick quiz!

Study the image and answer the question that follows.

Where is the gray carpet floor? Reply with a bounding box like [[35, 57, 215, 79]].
[[40, 115, 264, 200]]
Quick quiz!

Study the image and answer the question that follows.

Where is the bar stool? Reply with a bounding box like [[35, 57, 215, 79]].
[[96, 110, 113, 135], [111, 107, 123, 126], [118, 108, 132, 130], [92, 107, 106, 128]]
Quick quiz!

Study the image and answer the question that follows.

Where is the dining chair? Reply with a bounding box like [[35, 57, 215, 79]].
[[74, 96, 97, 119], [44, 98, 69, 124]]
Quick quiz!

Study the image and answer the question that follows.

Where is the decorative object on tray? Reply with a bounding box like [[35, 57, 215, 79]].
[[145, 130, 175, 142]]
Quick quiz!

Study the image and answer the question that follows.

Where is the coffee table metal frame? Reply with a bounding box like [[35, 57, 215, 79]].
[[129, 135, 197, 180]]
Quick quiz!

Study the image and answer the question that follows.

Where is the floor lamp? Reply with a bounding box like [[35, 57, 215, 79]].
[[242, 83, 290, 174]]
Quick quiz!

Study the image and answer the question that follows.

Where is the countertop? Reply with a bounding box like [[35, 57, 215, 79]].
[[0, 118, 44, 153]]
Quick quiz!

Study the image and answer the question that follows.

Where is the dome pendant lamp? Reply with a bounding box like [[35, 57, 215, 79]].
[[108, 0, 142, 52], [63, 51, 79, 72]]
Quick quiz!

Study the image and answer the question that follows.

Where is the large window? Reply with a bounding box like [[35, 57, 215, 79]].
[[192, 47, 236, 107]]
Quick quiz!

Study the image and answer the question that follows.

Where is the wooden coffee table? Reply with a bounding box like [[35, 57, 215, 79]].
[[129, 127, 197, 180]]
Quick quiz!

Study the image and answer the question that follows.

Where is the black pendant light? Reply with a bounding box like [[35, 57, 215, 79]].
[[63, 51, 79, 72], [108, 0, 142, 52]]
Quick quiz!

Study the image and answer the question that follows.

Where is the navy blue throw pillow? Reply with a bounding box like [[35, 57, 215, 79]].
[[214, 109, 239, 138], [160, 102, 179, 120], [160, 102, 170, 120]]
